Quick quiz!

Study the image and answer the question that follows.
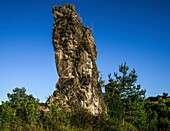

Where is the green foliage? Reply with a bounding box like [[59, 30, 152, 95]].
[[145, 97, 170, 131], [0, 87, 42, 130], [146, 109, 158, 131], [0, 87, 107, 131], [158, 117, 170, 131], [105, 79, 123, 130], [0, 101, 15, 130], [105, 63, 147, 130]]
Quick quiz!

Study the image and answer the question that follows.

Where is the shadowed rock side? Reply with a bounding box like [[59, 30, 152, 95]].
[[47, 4, 105, 115]]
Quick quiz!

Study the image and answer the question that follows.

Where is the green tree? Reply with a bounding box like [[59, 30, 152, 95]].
[[0, 87, 42, 130], [0, 101, 16, 130], [105, 76, 123, 130], [145, 98, 170, 131], [105, 63, 147, 130], [7, 87, 39, 105], [145, 102, 158, 131]]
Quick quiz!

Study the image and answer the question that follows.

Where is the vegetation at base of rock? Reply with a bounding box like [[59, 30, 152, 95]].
[[0, 87, 106, 131], [1, 63, 170, 131]]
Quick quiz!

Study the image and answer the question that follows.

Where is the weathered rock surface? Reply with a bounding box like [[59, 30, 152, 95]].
[[47, 4, 105, 115]]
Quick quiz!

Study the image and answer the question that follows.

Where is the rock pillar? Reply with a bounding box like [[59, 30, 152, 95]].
[[48, 4, 105, 115]]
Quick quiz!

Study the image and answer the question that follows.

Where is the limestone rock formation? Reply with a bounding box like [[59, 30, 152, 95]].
[[48, 4, 105, 115]]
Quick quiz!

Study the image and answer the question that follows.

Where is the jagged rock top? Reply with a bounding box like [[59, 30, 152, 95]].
[[53, 5, 79, 21]]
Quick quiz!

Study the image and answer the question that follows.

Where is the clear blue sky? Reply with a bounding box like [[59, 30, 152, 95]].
[[1, 0, 170, 103]]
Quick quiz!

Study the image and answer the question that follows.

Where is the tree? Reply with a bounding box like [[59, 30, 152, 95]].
[[0, 101, 16, 130], [105, 63, 147, 130], [3, 87, 41, 129], [163, 92, 168, 99], [7, 87, 39, 105], [105, 79, 123, 130]]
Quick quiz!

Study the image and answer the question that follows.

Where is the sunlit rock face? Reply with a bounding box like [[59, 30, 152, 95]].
[[47, 4, 105, 115]]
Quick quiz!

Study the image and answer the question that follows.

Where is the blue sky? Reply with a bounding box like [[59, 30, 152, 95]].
[[0, 0, 170, 102]]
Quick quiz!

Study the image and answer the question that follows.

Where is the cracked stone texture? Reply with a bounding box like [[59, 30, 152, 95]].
[[47, 4, 105, 115]]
